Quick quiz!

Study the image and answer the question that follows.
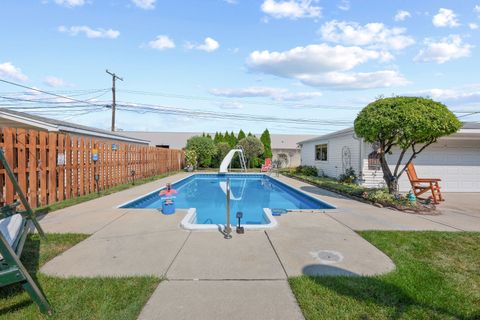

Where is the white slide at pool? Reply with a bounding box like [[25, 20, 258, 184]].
[[219, 149, 242, 173]]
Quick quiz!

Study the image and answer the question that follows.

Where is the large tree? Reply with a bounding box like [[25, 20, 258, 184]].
[[186, 136, 218, 168], [354, 96, 461, 193], [238, 136, 264, 168], [260, 129, 272, 159]]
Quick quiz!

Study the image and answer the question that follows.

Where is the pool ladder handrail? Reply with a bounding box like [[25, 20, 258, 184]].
[[224, 178, 232, 239], [235, 145, 247, 172]]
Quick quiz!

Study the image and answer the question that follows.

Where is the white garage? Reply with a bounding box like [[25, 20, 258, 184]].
[[299, 123, 480, 192]]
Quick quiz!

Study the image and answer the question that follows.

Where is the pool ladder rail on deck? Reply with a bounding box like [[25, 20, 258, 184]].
[[224, 178, 233, 239]]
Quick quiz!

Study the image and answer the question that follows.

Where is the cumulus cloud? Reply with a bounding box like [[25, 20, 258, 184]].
[[413, 84, 480, 109], [319, 20, 415, 50], [295, 70, 409, 89], [210, 86, 322, 101], [261, 0, 321, 19], [0, 62, 28, 82], [223, 0, 238, 4], [474, 5, 480, 17], [337, 0, 350, 11], [131, 0, 155, 10], [394, 10, 411, 21], [58, 25, 120, 39], [248, 44, 392, 76], [246, 44, 407, 89], [432, 8, 460, 27], [43, 76, 67, 87], [185, 37, 220, 52], [147, 35, 175, 50], [469, 23, 479, 30], [414, 35, 472, 64], [54, 0, 85, 7]]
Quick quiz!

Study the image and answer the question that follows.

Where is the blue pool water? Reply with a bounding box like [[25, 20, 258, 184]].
[[121, 174, 334, 225]]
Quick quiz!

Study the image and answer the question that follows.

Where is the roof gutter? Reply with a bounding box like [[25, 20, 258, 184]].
[[57, 125, 149, 144], [0, 112, 59, 131]]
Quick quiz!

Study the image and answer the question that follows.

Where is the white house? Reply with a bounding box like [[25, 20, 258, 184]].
[[298, 123, 480, 192]]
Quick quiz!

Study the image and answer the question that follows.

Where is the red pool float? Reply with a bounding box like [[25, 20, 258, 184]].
[[159, 183, 177, 197]]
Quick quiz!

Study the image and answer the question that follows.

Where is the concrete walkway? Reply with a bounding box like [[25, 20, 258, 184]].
[[38, 172, 480, 320]]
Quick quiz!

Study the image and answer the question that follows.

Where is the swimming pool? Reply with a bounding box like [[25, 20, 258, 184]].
[[120, 174, 335, 229]]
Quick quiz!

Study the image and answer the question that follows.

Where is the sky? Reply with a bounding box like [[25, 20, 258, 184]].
[[0, 0, 479, 134]]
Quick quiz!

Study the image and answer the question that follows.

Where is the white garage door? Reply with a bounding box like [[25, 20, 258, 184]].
[[396, 139, 480, 192]]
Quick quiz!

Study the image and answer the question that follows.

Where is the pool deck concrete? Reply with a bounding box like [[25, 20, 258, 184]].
[[37, 172, 480, 320]]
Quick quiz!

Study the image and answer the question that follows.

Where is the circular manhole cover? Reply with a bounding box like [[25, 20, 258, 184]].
[[310, 250, 343, 264]]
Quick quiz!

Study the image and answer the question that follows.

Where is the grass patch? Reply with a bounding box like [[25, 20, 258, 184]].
[[0, 233, 160, 319], [290, 231, 480, 319], [34, 171, 179, 215]]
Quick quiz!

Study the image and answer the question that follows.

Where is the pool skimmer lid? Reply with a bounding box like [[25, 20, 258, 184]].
[[309, 250, 343, 264]]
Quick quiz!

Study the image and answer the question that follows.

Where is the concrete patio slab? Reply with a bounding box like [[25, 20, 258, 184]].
[[138, 280, 304, 320], [440, 193, 480, 218], [277, 175, 459, 231], [268, 213, 395, 277], [166, 231, 286, 280], [420, 212, 480, 231], [38, 208, 127, 234], [91, 209, 188, 238], [38, 172, 191, 234], [41, 230, 189, 277]]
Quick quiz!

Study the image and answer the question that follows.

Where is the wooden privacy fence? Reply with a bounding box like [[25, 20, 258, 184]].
[[0, 127, 184, 209]]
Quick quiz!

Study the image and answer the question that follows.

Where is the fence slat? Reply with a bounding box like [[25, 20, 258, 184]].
[[39, 131, 48, 206], [28, 130, 38, 208], [65, 135, 72, 200], [48, 132, 57, 204], [4, 128, 15, 203]]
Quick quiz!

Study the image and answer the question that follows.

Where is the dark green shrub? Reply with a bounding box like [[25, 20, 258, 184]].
[[338, 167, 357, 184], [295, 166, 318, 176]]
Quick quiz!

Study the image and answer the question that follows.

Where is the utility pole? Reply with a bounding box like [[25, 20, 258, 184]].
[[106, 69, 123, 131]]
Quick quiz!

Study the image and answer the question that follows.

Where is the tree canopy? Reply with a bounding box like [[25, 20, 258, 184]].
[[354, 96, 462, 193], [260, 129, 272, 159], [185, 136, 217, 168], [238, 136, 264, 168]]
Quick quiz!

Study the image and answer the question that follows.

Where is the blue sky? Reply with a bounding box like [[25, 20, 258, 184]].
[[0, 0, 479, 134]]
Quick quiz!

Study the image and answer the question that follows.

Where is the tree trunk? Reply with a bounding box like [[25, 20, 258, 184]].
[[379, 154, 398, 194]]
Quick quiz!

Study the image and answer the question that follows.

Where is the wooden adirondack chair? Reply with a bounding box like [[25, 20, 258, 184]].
[[406, 162, 443, 204], [0, 149, 52, 315]]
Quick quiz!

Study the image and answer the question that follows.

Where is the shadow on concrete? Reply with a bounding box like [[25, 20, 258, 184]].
[[299, 186, 347, 200], [300, 264, 479, 319], [303, 264, 358, 276]]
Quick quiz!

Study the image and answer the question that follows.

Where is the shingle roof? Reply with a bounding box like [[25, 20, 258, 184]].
[[0, 108, 149, 144]]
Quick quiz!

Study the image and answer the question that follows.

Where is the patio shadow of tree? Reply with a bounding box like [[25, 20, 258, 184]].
[[0, 236, 41, 314], [300, 264, 478, 320], [299, 186, 348, 200]]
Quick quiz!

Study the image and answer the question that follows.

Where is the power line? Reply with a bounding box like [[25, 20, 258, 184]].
[[0, 78, 108, 107], [116, 101, 352, 126], [118, 89, 361, 110]]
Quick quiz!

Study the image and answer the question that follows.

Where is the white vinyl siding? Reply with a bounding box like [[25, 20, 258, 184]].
[[301, 132, 361, 178]]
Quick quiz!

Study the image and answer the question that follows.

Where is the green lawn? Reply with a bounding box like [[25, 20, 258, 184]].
[[0, 234, 160, 319], [290, 231, 480, 320], [34, 171, 179, 215]]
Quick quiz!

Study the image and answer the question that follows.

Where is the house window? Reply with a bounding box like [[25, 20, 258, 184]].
[[315, 144, 328, 161], [368, 151, 381, 170]]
